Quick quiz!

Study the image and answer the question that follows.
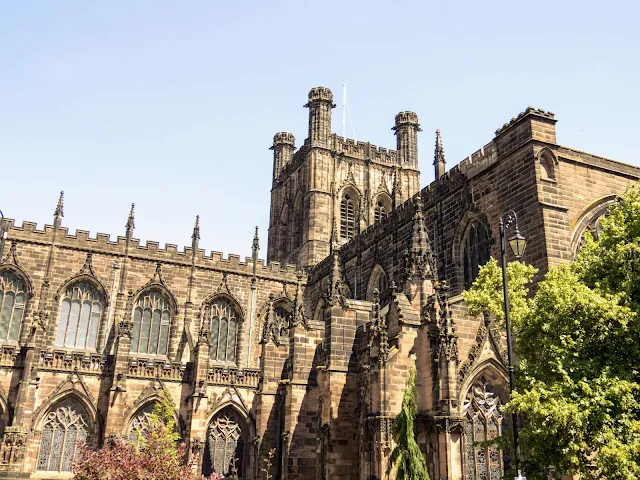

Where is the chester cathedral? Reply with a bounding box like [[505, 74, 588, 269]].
[[0, 86, 637, 480]]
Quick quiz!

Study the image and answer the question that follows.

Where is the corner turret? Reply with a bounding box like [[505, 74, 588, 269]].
[[270, 132, 296, 181], [305, 87, 335, 146], [393, 111, 421, 168]]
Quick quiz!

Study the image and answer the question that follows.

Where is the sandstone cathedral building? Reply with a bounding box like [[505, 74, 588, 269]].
[[0, 86, 638, 480]]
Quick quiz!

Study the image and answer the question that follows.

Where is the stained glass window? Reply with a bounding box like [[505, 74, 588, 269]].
[[127, 403, 155, 447], [55, 281, 102, 349], [340, 194, 357, 240], [36, 398, 89, 472], [131, 291, 171, 356], [463, 222, 490, 288], [205, 409, 245, 478], [463, 377, 504, 480], [0, 270, 27, 341], [208, 298, 239, 363]]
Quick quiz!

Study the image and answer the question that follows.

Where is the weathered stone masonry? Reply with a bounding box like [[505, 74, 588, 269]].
[[0, 87, 637, 480]]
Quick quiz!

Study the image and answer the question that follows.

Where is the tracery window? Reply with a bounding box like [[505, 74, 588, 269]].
[[463, 222, 491, 288], [204, 409, 245, 479], [55, 281, 102, 349], [36, 398, 89, 472], [340, 194, 357, 240], [127, 403, 155, 447], [576, 215, 606, 255], [0, 270, 27, 341], [374, 200, 387, 223], [131, 291, 171, 356], [463, 378, 504, 480], [208, 298, 240, 364]]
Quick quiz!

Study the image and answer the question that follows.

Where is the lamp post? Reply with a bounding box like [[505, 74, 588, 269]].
[[0, 209, 6, 263], [499, 210, 527, 480]]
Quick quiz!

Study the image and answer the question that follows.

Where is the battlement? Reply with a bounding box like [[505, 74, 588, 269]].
[[393, 111, 420, 129], [272, 132, 295, 147], [305, 86, 335, 106], [3, 219, 301, 281], [495, 106, 556, 136]]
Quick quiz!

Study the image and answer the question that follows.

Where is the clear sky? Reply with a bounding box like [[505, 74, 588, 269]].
[[1, 1, 638, 260]]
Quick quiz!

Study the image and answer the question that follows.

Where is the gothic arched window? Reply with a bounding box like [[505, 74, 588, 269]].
[[131, 291, 172, 356], [576, 215, 606, 255], [367, 265, 389, 301], [36, 398, 89, 472], [127, 403, 155, 447], [208, 298, 240, 364], [463, 222, 491, 288], [374, 201, 387, 223], [55, 281, 103, 349], [203, 408, 246, 479], [340, 193, 357, 240], [0, 270, 27, 341], [463, 378, 504, 480]]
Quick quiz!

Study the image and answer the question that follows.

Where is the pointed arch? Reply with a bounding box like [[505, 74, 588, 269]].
[[366, 264, 389, 301], [453, 211, 492, 290], [54, 274, 108, 350], [202, 403, 250, 479], [538, 147, 558, 181], [459, 362, 510, 480], [339, 185, 361, 241], [0, 267, 32, 342], [34, 393, 96, 473], [130, 285, 177, 357], [570, 194, 617, 257], [261, 297, 294, 346], [202, 294, 245, 365], [372, 192, 392, 224]]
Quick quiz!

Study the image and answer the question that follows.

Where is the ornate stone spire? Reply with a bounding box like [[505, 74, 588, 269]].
[[404, 195, 434, 280], [54, 191, 64, 218], [434, 281, 458, 363], [434, 129, 446, 179], [126, 203, 135, 232]]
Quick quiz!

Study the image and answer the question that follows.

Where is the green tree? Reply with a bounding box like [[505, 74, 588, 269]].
[[388, 367, 429, 480], [464, 186, 640, 480]]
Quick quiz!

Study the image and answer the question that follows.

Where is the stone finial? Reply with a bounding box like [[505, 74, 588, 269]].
[[252, 226, 259, 255], [404, 195, 434, 281], [434, 129, 446, 179], [126, 203, 135, 231], [192, 215, 200, 241], [54, 191, 64, 218], [304, 87, 334, 106]]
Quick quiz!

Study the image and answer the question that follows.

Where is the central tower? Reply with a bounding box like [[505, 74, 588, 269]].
[[267, 87, 421, 268]]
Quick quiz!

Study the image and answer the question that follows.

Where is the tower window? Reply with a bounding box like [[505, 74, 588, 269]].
[[340, 194, 357, 240], [463, 222, 491, 288], [374, 201, 387, 223]]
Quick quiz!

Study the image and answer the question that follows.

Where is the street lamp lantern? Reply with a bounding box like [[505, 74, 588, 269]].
[[499, 210, 527, 480], [508, 229, 527, 259]]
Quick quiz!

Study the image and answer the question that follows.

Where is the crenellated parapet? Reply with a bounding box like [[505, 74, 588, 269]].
[[3, 219, 301, 281]]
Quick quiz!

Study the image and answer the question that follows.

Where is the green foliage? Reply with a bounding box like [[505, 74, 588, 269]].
[[463, 186, 640, 479], [146, 388, 181, 454], [463, 257, 537, 331], [388, 368, 429, 480]]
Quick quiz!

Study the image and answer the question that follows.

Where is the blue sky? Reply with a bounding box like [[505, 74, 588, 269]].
[[1, 1, 638, 259]]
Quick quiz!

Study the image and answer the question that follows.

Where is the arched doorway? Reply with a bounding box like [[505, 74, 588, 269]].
[[202, 407, 247, 479]]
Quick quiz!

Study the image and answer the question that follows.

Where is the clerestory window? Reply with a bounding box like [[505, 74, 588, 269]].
[[0, 270, 27, 341], [55, 281, 102, 350], [131, 290, 171, 356], [208, 298, 240, 364], [374, 201, 387, 223]]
